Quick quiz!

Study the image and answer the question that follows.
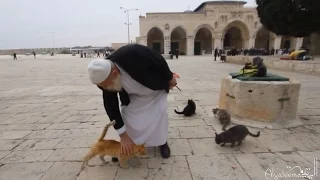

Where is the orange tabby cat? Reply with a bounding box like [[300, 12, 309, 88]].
[[81, 120, 147, 170]]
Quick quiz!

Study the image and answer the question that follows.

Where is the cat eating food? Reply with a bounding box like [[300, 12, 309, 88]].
[[81, 120, 147, 170], [212, 108, 231, 131], [215, 125, 260, 147], [174, 99, 196, 117]]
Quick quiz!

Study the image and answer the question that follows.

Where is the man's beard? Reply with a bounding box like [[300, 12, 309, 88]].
[[104, 74, 123, 92]]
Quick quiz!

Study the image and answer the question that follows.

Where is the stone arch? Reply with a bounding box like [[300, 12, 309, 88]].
[[280, 36, 295, 50], [193, 24, 214, 37], [147, 27, 164, 54], [254, 26, 271, 49], [222, 20, 250, 49], [170, 26, 187, 55], [194, 26, 213, 55]]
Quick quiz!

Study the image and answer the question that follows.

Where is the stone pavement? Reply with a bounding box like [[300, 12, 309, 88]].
[[0, 55, 319, 180]]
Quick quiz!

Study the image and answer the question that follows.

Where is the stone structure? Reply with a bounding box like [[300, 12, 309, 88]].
[[219, 76, 302, 129], [137, 1, 313, 55]]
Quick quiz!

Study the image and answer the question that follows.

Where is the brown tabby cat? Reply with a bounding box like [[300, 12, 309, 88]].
[[81, 120, 147, 170]]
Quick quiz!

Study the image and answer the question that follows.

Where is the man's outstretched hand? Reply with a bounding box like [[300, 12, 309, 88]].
[[120, 132, 134, 154], [169, 76, 177, 89]]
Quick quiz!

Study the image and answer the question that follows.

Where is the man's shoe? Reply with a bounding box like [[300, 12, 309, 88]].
[[112, 157, 119, 162], [159, 142, 171, 159]]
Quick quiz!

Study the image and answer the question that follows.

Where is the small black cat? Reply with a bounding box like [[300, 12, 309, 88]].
[[215, 125, 260, 147], [174, 99, 196, 117]]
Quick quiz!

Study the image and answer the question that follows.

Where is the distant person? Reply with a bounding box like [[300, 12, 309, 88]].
[[13, 53, 17, 60], [32, 51, 36, 59], [97, 51, 100, 57], [175, 49, 179, 59], [214, 48, 218, 61]]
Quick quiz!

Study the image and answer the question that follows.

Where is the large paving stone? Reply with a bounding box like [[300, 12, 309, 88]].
[[64, 148, 90, 161], [0, 151, 11, 160], [15, 139, 62, 150], [40, 162, 82, 180], [0, 139, 23, 150], [0, 162, 53, 180], [188, 138, 242, 155], [167, 139, 192, 156], [187, 154, 251, 180], [169, 119, 207, 127], [54, 137, 96, 149], [1, 150, 54, 163], [14, 123, 51, 131], [0, 130, 32, 140], [179, 126, 215, 138], [77, 166, 118, 180], [255, 134, 296, 152], [297, 151, 320, 164], [234, 152, 315, 180], [46, 123, 81, 130], [25, 130, 65, 139], [46, 149, 74, 161]]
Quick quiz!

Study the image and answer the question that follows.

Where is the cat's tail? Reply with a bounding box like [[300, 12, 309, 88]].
[[174, 109, 184, 114], [98, 120, 116, 141], [248, 131, 260, 137]]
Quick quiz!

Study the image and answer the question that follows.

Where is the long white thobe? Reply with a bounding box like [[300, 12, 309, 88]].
[[116, 65, 168, 147]]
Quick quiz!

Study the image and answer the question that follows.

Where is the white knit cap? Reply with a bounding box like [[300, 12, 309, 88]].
[[88, 59, 112, 84]]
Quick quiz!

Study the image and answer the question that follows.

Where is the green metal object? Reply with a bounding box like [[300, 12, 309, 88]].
[[230, 72, 290, 81]]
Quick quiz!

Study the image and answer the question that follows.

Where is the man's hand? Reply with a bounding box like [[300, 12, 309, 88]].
[[169, 76, 177, 89], [120, 132, 134, 154]]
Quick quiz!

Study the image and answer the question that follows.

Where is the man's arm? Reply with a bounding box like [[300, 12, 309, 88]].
[[99, 87, 126, 134]]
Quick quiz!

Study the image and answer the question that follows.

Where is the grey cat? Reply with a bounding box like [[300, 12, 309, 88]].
[[212, 108, 231, 131]]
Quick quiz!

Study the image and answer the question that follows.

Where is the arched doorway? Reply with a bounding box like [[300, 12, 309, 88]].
[[170, 27, 187, 55], [147, 27, 164, 54], [255, 27, 271, 49], [194, 27, 213, 55], [223, 21, 249, 49], [280, 36, 294, 50]]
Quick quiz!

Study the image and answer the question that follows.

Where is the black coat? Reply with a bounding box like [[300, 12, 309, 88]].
[[98, 44, 173, 131]]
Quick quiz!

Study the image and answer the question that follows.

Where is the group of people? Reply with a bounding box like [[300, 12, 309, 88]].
[[80, 51, 112, 58], [11, 51, 37, 60]]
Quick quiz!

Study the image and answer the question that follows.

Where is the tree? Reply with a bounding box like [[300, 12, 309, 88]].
[[256, 0, 320, 37]]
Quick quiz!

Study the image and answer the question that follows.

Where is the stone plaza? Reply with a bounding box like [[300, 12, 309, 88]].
[[0, 54, 319, 180]]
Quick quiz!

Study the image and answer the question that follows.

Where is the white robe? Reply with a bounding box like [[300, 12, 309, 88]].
[[117, 65, 168, 147]]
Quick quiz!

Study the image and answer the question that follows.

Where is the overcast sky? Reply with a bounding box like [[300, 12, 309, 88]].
[[0, 0, 257, 49]]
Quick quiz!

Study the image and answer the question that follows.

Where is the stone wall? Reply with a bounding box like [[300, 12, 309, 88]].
[[226, 56, 320, 75]]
